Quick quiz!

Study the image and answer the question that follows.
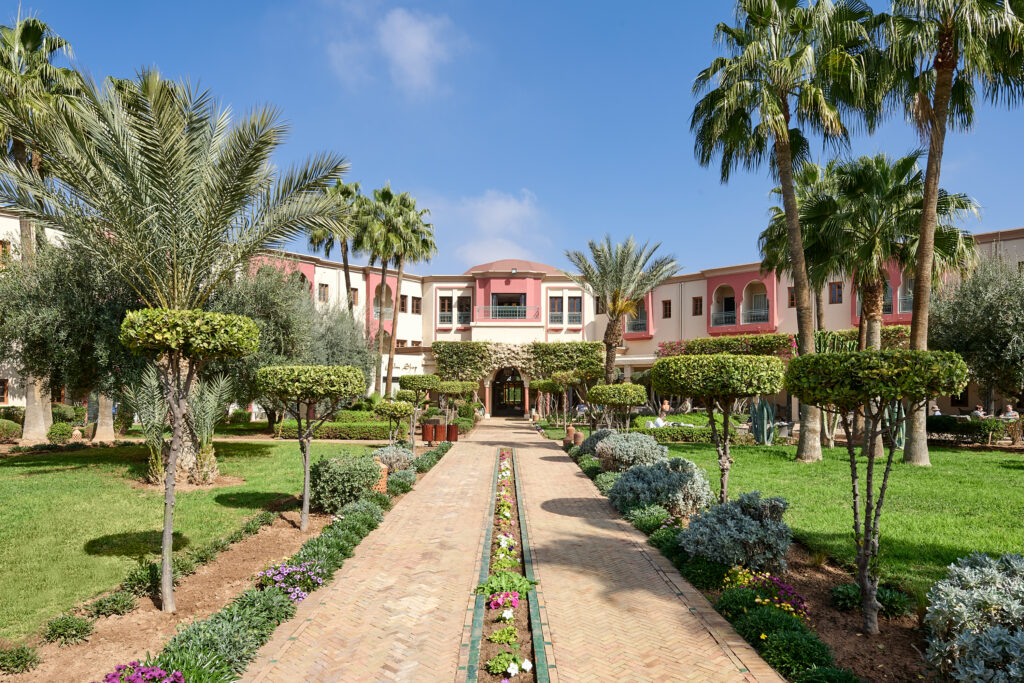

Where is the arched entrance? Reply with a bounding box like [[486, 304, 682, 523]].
[[491, 367, 525, 416]]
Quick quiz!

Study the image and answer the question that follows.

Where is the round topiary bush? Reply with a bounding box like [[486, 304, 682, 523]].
[[607, 457, 713, 517], [309, 456, 381, 514], [46, 422, 74, 445], [0, 418, 21, 444], [595, 432, 667, 471], [120, 308, 260, 359], [395, 390, 417, 403], [679, 490, 792, 573], [373, 444, 414, 473]]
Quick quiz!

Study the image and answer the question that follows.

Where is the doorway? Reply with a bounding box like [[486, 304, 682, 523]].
[[492, 367, 524, 416]]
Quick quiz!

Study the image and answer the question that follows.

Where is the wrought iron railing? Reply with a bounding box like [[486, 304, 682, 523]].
[[457, 311, 471, 325], [742, 308, 770, 324], [625, 318, 648, 333], [438, 311, 453, 325], [373, 306, 394, 319], [567, 312, 582, 325], [475, 305, 540, 320], [898, 295, 913, 313], [549, 312, 563, 325], [712, 311, 736, 326]]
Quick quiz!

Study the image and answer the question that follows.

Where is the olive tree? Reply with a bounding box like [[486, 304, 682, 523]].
[[786, 349, 967, 634], [652, 354, 784, 503], [256, 365, 366, 531], [397, 374, 440, 446], [373, 399, 413, 444], [587, 383, 647, 432]]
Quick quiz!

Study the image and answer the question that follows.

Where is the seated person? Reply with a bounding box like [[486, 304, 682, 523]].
[[653, 415, 666, 428], [971, 404, 987, 419], [931, 405, 942, 416], [1003, 404, 1019, 419]]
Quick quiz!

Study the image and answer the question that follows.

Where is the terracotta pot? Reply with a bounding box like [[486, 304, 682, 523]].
[[566, 425, 576, 439], [573, 431, 584, 446], [447, 424, 459, 442], [422, 423, 435, 443]]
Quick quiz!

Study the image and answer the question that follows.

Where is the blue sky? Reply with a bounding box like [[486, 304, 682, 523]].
[[23, 0, 1024, 275]]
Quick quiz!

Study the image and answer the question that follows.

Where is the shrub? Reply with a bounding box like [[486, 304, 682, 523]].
[[120, 308, 260, 358], [340, 498, 386, 526], [365, 490, 393, 510], [395, 389, 417, 403], [0, 405, 25, 425], [679, 555, 729, 590], [309, 455, 381, 514], [579, 428, 615, 457], [277, 421, 398, 440], [679, 491, 791, 573], [926, 415, 1007, 444], [457, 403, 476, 419], [114, 407, 134, 434], [43, 613, 94, 646], [595, 432, 667, 471], [715, 587, 762, 622], [587, 383, 647, 409], [228, 409, 252, 424], [648, 527, 683, 555], [760, 630, 833, 678], [0, 418, 21, 443], [830, 583, 911, 618], [567, 445, 581, 460], [373, 444, 414, 472], [0, 645, 40, 674], [925, 552, 1024, 681], [474, 571, 537, 595], [723, 567, 808, 621], [657, 333, 795, 358], [830, 583, 860, 611], [88, 591, 138, 617], [387, 469, 417, 495], [578, 456, 602, 479], [51, 402, 77, 424], [733, 605, 808, 644], [624, 504, 672, 535], [454, 416, 475, 433], [47, 421, 74, 445], [607, 457, 713, 517], [594, 471, 621, 495], [793, 667, 863, 683]]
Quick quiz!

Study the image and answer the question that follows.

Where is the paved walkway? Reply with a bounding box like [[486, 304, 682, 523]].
[[242, 423, 502, 682], [510, 419, 783, 682]]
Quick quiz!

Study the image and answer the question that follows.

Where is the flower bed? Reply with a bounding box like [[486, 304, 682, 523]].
[[473, 447, 540, 682]]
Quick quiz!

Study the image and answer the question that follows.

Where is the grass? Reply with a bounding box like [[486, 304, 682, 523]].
[[537, 420, 592, 442], [668, 443, 1024, 596], [0, 440, 371, 641]]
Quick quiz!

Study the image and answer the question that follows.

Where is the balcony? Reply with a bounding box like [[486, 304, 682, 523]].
[[899, 295, 913, 313], [625, 318, 648, 333], [549, 312, 563, 325], [742, 308, 770, 324], [476, 305, 540, 320], [438, 311, 453, 325], [712, 311, 736, 326], [456, 311, 471, 325], [567, 312, 582, 326], [373, 306, 394, 319]]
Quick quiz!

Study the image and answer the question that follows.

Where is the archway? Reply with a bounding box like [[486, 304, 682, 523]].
[[491, 367, 525, 416]]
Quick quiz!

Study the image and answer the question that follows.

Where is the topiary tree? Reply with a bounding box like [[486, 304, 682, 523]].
[[652, 354, 784, 503], [373, 400, 413, 444], [437, 380, 478, 428], [256, 365, 367, 532], [786, 349, 968, 634], [397, 374, 441, 446], [530, 378, 561, 424], [587, 383, 647, 432]]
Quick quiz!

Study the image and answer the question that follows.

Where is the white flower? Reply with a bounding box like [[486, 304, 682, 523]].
[[507, 662, 519, 676], [522, 660, 532, 672], [502, 609, 514, 621]]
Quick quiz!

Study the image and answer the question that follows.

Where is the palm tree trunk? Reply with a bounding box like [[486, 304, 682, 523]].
[[373, 261, 389, 395], [905, 42, 956, 467], [815, 288, 825, 331], [341, 240, 354, 313], [385, 257, 405, 396], [603, 317, 622, 384], [774, 134, 821, 462]]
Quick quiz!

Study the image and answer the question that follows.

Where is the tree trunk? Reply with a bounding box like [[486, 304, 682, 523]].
[[266, 408, 278, 434], [300, 435, 311, 532], [775, 134, 821, 462], [373, 262, 389, 395], [93, 392, 116, 441], [905, 43, 956, 467], [815, 288, 825, 331], [860, 281, 884, 351], [157, 356, 191, 613], [603, 317, 622, 384], [719, 404, 733, 504], [385, 257, 405, 396], [341, 240, 354, 313]]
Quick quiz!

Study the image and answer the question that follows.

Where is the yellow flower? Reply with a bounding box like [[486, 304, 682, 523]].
[[760, 634, 767, 640]]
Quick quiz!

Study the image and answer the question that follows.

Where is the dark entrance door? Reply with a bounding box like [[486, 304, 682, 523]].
[[492, 367, 524, 416]]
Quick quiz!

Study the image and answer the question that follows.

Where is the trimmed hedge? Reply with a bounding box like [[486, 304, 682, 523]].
[[0, 406, 25, 425], [587, 383, 647, 407], [632, 426, 740, 444], [925, 415, 1008, 444], [278, 421, 405, 440], [0, 419, 21, 444], [652, 354, 785, 401], [121, 308, 259, 359], [657, 333, 795, 358]]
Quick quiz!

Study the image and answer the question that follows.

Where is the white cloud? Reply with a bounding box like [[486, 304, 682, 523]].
[[423, 189, 554, 269], [324, 5, 462, 97]]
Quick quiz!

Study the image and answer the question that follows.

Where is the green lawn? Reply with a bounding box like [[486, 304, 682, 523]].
[[538, 420, 592, 441], [0, 440, 371, 641], [669, 443, 1024, 596]]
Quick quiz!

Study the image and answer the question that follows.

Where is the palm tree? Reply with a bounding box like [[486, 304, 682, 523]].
[[564, 236, 678, 384], [691, 0, 875, 462], [310, 180, 361, 313], [884, 1, 1024, 466], [0, 14, 82, 441], [384, 196, 435, 396], [0, 70, 349, 612], [353, 184, 412, 395]]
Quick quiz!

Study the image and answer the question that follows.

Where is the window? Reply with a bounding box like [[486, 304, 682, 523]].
[[399, 295, 408, 313], [0, 378, 7, 404], [787, 287, 797, 308], [595, 296, 606, 315], [350, 288, 358, 306], [549, 296, 563, 325], [829, 282, 843, 304], [692, 296, 703, 316], [317, 283, 329, 303], [662, 299, 672, 319], [457, 296, 472, 325], [567, 296, 582, 325], [439, 296, 453, 325], [411, 340, 422, 347], [395, 339, 407, 348], [411, 296, 422, 314]]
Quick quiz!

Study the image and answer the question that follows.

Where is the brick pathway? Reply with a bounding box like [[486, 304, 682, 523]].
[[242, 423, 504, 682], [510, 419, 784, 683]]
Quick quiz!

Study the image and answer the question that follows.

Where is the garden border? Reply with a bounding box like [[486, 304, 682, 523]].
[[511, 447, 550, 682], [463, 445, 499, 682]]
